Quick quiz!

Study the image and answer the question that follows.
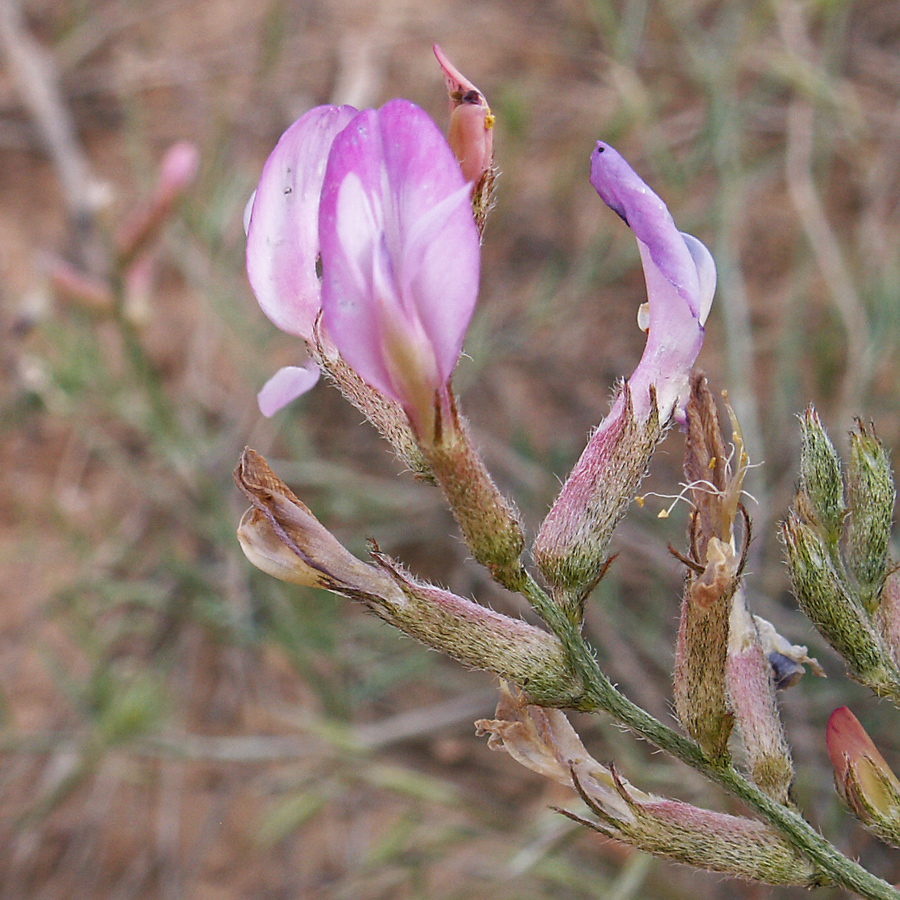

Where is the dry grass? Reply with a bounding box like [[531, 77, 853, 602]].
[[2, 0, 900, 897]]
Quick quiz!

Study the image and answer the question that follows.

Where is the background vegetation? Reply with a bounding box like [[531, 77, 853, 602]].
[[1, 0, 900, 897]]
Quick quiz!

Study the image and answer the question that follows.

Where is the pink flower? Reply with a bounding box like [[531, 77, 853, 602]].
[[245, 101, 480, 430], [318, 99, 480, 434], [246, 105, 358, 344]]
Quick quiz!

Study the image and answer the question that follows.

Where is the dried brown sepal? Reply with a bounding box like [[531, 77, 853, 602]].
[[683, 374, 732, 559], [673, 533, 738, 760], [236, 453, 580, 705], [674, 377, 761, 761]]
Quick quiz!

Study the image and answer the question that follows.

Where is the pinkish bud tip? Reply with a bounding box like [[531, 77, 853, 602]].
[[433, 44, 484, 110], [433, 44, 494, 188], [158, 141, 200, 198], [826, 707, 882, 782], [827, 705, 900, 829]]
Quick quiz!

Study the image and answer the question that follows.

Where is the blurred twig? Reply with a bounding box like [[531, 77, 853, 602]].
[[778, 1, 871, 420], [0, 0, 108, 264]]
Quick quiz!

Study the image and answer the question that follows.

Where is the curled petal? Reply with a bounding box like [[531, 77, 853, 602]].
[[257, 361, 321, 417], [534, 148, 716, 605], [319, 99, 480, 427], [590, 143, 716, 422], [246, 105, 357, 341]]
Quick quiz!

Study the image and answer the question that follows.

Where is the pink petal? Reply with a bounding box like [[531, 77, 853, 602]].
[[318, 100, 480, 410], [257, 361, 321, 417], [246, 105, 357, 341]]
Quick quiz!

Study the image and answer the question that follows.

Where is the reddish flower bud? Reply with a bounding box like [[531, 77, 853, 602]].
[[827, 706, 900, 847]]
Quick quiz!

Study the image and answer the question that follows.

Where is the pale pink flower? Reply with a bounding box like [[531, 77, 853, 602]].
[[318, 99, 480, 434], [534, 145, 716, 601], [245, 100, 480, 430]]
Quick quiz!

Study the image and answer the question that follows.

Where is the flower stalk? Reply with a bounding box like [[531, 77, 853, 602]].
[[237, 49, 900, 898]]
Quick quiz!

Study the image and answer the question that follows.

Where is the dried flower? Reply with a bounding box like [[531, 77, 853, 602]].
[[477, 685, 817, 885], [235, 449, 579, 705], [673, 378, 741, 760]]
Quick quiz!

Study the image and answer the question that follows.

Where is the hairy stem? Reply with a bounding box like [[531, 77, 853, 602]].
[[515, 569, 900, 900]]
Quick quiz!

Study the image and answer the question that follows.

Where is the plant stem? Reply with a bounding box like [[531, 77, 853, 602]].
[[516, 569, 900, 900]]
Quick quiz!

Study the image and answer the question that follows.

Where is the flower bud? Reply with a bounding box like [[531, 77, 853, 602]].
[[46, 254, 114, 313], [846, 420, 895, 613], [115, 141, 200, 265], [827, 707, 900, 848], [727, 590, 793, 803], [433, 44, 496, 234], [798, 407, 845, 544], [781, 514, 900, 697]]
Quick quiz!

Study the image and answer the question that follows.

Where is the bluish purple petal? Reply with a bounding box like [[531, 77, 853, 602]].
[[591, 143, 703, 318], [246, 105, 357, 341], [590, 142, 716, 421], [257, 361, 321, 417]]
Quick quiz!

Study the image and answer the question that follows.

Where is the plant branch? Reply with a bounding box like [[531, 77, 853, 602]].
[[514, 568, 900, 900]]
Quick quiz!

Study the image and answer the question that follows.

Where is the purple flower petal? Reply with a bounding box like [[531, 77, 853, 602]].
[[590, 142, 716, 421], [257, 361, 321, 417], [318, 99, 480, 419], [246, 105, 357, 341]]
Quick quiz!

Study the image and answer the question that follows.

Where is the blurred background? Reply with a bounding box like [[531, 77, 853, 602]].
[[1, 0, 900, 897]]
